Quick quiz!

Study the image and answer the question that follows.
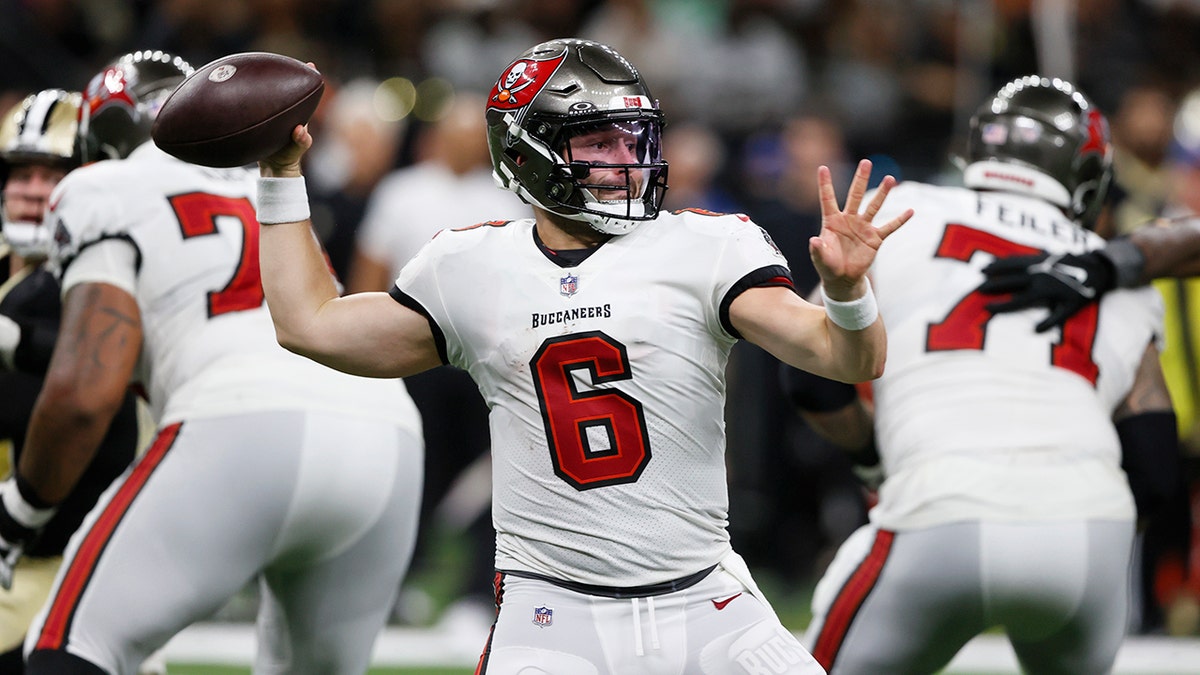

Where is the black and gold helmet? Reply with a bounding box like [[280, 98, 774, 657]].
[[0, 89, 87, 176], [0, 89, 89, 257], [486, 39, 669, 235], [964, 76, 1112, 228]]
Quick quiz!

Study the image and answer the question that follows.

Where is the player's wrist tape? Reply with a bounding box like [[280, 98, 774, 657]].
[[0, 477, 56, 530], [821, 280, 878, 331], [0, 314, 18, 371], [256, 176, 310, 224]]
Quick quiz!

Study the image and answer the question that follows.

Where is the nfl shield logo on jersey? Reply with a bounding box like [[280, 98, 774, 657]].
[[559, 274, 578, 297], [532, 605, 553, 627]]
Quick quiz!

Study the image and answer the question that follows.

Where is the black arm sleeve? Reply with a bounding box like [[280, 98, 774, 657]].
[[11, 316, 58, 373], [1, 266, 62, 374], [1117, 410, 1182, 524], [779, 365, 858, 413]]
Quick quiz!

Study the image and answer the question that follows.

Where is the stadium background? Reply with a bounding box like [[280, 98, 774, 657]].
[[4, 0, 1200, 671]]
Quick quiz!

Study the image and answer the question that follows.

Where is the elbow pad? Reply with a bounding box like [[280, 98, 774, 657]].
[[1117, 410, 1181, 523]]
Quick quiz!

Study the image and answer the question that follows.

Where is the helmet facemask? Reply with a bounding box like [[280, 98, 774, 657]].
[[546, 117, 668, 233]]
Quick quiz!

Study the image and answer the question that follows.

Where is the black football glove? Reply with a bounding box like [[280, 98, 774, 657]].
[[978, 251, 1116, 333], [0, 477, 55, 590]]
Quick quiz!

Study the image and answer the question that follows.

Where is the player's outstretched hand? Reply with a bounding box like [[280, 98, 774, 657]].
[[811, 159, 912, 299], [979, 251, 1115, 332], [259, 124, 313, 178]]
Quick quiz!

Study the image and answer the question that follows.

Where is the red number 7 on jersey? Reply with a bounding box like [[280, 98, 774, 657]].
[[927, 224, 1100, 385], [169, 192, 263, 317]]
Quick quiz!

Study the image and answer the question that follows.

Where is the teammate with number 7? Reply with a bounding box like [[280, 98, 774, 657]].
[[256, 38, 909, 674], [13, 51, 425, 674]]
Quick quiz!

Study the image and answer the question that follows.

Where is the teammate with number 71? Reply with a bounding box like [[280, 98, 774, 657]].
[[792, 76, 1176, 675]]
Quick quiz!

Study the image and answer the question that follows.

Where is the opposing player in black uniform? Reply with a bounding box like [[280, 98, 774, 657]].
[[0, 89, 141, 672]]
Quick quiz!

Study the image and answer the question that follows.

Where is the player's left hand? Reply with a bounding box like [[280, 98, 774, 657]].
[[978, 251, 1115, 332], [811, 158, 912, 300]]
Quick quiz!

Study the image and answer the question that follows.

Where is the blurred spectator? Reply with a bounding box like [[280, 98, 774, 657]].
[[421, 8, 541, 92], [347, 91, 523, 290], [0, 0, 109, 96], [1138, 85, 1200, 636], [423, 0, 597, 92], [724, 109, 868, 594], [660, 121, 740, 214], [1109, 82, 1176, 237], [347, 90, 526, 631], [818, 1, 908, 170], [131, 0, 258, 71], [306, 78, 408, 281], [742, 110, 850, 290], [676, 0, 809, 135]]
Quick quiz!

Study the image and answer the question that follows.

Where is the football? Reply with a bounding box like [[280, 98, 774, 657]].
[[151, 52, 324, 168]]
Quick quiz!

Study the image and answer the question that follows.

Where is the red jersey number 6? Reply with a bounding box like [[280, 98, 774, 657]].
[[531, 331, 652, 490]]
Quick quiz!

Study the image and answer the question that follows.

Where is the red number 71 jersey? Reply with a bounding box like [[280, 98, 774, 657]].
[[865, 181, 1163, 530]]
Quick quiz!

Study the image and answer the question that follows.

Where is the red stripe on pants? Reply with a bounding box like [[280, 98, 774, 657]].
[[812, 528, 895, 670], [35, 422, 182, 652]]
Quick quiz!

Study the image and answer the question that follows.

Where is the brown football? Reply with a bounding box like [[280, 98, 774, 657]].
[[151, 52, 324, 168]]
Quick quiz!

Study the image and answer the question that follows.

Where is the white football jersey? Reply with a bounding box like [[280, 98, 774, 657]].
[[45, 143, 420, 432], [865, 182, 1163, 529], [395, 209, 791, 588]]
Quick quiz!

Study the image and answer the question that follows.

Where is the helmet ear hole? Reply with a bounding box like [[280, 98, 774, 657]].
[[546, 178, 577, 201]]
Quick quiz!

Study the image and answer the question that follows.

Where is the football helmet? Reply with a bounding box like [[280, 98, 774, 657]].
[[82, 50, 194, 160], [0, 89, 89, 258], [486, 39, 669, 235], [963, 75, 1112, 228]]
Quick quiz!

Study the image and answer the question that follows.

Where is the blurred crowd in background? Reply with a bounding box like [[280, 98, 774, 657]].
[[5, 0, 1200, 639]]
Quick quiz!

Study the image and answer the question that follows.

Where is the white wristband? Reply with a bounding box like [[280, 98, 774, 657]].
[[1, 478, 55, 529], [256, 176, 310, 224], [0, 314, 18, 370], [821, 280, 878, 331]]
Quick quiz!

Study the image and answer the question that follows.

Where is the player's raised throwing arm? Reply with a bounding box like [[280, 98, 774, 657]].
[[257, 125, 442, 378], [732, 159, 912, 383]]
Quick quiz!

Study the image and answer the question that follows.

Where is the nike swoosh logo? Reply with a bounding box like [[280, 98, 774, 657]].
[[1054, 264, 1088, 284], [712, 593, 742, 610]]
